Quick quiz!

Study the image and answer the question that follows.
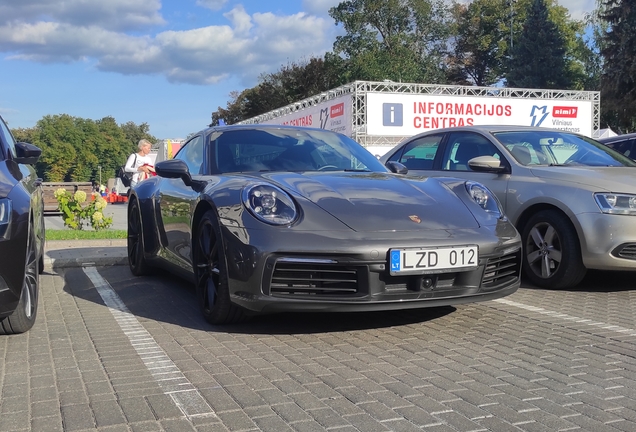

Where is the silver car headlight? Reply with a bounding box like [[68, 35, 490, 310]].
[[0, 198, 12, 238], [594, 193, 636, 215], [242, 184, 297, 225], [465, 181, 503, 218]]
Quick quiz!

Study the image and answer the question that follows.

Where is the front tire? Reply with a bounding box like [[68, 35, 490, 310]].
[[128, 199, 150, 276], [0, 221, 39, 334], [521, 210, 586, 289], [193, 210, 245, 324]]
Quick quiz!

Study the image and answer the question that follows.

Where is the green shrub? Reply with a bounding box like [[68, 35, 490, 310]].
[[53, 188, 113, 230]]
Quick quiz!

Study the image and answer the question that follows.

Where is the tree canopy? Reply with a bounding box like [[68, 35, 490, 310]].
[[12, 115, 156, 182], [599, 0, 636, 131]]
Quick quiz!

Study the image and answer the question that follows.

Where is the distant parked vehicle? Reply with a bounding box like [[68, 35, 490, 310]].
[[598, 132, 636, 160], [380, 125, 636, 289], [0, 115, 44, 334]]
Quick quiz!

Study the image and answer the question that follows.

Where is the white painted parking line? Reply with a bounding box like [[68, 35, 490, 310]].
[[494, 298, 636, 337], [82, 267, 217, 420]]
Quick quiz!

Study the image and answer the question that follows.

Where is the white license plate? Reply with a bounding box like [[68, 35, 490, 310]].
[[389, 245, 479, 275]]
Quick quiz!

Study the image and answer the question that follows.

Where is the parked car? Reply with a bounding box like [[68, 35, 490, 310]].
[[380, 125, 636, 289], [598, 132, 636, 160], [127, 125, 521, 324], [0, 115, 44, 334]]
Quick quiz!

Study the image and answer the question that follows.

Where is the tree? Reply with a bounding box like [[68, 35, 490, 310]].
[[11, 115, 155, 182], [506, 0, 572, 89], [449, 0, 509, 86], [329, 0, 451, 83], [211, 56, 345, 125], [600, 0, 636, 131]]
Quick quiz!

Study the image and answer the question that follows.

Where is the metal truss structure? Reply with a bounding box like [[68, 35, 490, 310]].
[[240, 80, 601, 152]]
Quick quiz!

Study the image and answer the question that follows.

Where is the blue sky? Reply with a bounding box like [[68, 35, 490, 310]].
[[0, 0, 596, 140]]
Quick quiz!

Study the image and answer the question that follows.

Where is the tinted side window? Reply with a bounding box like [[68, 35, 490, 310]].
[[442, 132, 502, 171], [608, 139, 636, 159], [393, 134, 443, 170], [174, 135, 204, 175]]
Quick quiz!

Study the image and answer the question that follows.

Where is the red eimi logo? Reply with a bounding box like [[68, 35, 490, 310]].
[[330, 102, 344, 118], [553, 106, 578, 118]]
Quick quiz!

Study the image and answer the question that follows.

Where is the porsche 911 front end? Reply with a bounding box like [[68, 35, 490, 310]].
[[211, 172, 521, 315]]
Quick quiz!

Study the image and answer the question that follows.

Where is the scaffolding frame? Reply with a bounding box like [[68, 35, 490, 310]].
[[240, 80, 600, 150]]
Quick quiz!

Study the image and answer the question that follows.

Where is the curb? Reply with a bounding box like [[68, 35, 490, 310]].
[[44, 239, 128, 270]]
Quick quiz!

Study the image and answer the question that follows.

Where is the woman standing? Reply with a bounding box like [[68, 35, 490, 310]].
[[125, 139, 155, 187]]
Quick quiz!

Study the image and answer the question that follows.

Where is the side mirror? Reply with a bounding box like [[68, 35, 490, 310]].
[[14, 142, 42, 165], [467, 156, 508, 173], [385, 161, 408, 175], [155, 159, 206, 192]]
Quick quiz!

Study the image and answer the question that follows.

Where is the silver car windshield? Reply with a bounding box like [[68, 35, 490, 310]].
[[493, 131, 636, 167]]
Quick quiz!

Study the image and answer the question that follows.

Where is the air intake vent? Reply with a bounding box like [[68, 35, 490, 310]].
[[270, 262, 360, 296], [616, 244, 636, 260], [482, 251, 520, 288]]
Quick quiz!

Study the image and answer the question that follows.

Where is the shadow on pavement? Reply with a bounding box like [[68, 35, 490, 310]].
[[62, 265, 457, 335], [521, 269, 636, 293]]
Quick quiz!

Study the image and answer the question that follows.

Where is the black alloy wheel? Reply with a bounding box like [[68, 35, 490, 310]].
[[0, 221, 39, 334], [521, 210, 586, 289], [194, 210, 244, 325], [128, 199, 150, 276]]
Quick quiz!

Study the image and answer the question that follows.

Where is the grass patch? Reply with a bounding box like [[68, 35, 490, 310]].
[[46, 229, 127, 241]]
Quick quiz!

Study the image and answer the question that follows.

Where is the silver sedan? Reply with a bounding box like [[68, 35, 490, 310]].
[[380, 125, 636, 289]]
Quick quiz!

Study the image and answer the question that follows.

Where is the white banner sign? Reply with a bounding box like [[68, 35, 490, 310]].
[[263, 94, 352, 136], [366, 92, 594, 137]]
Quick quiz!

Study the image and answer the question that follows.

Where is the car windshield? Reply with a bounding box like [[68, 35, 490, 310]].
[[211, 128, 387, 173], [493, 131, 636, 167]]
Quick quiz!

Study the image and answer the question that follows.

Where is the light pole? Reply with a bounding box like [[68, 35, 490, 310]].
[[98, 165, 102, 187], [509, 0, 516, 49]]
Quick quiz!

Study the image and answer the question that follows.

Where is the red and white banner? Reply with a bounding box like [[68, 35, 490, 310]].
[[366, 92, 594, 137], [263, 94, 352, 136]]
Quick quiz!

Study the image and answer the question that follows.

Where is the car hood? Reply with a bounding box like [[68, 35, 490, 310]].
[[527, 166, 636, 192], [260, 172, 479, 232]]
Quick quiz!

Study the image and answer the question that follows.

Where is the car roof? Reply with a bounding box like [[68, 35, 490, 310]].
[[597, 132, 636, 143], [410, 125, 586, 135]]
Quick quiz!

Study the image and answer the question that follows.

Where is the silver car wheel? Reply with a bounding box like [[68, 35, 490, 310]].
[[521, 210, 586, 289], [527, 222, 562, 278]]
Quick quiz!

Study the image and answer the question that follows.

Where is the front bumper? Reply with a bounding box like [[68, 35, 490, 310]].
[[577, 212, 636, 270], [221, 223, 522, 314]]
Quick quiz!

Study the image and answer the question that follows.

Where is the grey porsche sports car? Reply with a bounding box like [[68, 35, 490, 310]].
[[128, 125, 521, 324], [380, 125, 636, 289]]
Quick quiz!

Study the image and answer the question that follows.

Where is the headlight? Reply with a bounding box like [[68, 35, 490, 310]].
[[242, 184, 297, 225], [0, 198, 12, 238], [465, 181, 503, 218], [594, 193, 636, 215]]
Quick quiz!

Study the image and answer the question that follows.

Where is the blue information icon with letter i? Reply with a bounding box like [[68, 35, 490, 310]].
[[383, 103, 403, 126], [390, 250, 401, 271]]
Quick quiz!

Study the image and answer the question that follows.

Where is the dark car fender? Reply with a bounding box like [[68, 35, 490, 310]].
[[128, 178, 164, 257]]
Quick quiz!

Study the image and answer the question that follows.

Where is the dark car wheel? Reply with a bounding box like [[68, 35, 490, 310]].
[[521, 210, 586, 289], [0, 222, 39, 334], [128, 199, 150, 276], [194, 210, 245, 325]]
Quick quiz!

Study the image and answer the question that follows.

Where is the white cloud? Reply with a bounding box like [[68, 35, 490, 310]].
[[0, 1, 336, 86], [558, 0, 596, 20], [0, 0, 164, 31]]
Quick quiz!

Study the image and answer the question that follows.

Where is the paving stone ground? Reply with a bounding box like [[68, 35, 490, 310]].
[[1, 256, 635, 431]]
